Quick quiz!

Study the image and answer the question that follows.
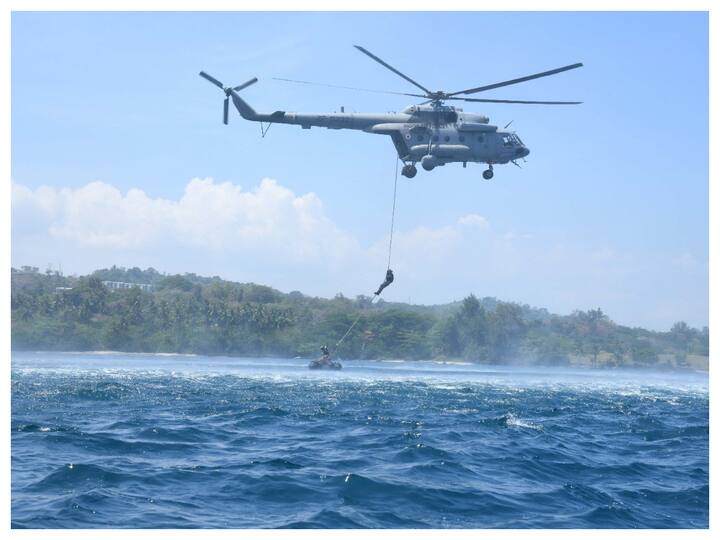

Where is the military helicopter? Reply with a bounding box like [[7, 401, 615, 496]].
[[200, 46, 582, 179]]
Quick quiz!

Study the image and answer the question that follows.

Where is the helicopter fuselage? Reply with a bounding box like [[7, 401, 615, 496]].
[[230, 93, 529, 175]]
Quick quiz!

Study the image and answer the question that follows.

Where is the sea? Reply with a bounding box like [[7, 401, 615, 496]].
[[11, 351, 709, 529]]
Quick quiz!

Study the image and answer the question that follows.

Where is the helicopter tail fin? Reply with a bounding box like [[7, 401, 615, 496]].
[[229, 88, 259, 120]]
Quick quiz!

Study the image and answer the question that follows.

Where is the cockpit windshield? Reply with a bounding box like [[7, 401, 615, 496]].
[[503, 134, 524, 147]]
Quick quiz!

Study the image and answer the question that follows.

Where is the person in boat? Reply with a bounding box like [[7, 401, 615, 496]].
[[374, 269, 394, 296], [319, 344, 331, 364]]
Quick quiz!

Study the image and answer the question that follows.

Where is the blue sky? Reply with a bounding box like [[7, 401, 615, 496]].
[[11, 11, 708, 330]]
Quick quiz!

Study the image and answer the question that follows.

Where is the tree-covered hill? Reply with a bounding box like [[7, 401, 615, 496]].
[[11, 266, 709, 369]]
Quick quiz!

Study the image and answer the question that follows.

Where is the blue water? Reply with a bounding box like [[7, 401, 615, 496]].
[[11, 352, 708, 528]]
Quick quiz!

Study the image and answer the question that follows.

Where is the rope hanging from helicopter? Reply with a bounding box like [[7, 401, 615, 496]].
[[334, 155, 400, 354], [385, 156, 399, 271]]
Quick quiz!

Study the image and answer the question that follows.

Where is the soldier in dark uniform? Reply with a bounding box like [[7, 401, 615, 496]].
[[374, 269, 394, 296], [319, 344, 331, 364]]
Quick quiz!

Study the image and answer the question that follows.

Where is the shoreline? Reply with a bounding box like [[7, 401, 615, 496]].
[[10, 348, 709, 373]]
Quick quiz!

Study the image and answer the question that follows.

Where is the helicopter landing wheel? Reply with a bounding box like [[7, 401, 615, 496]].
[[402, 164, 417, 178], [482, 168, 494, 180]]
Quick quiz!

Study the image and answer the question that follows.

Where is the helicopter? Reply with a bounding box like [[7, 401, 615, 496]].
[[200, 46, 583, 179]]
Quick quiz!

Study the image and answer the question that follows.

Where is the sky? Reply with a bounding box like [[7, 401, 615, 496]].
[[10, 11, 709, 330]]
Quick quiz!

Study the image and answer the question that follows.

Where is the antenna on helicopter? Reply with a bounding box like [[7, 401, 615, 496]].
[[199, 71, 258, 124]]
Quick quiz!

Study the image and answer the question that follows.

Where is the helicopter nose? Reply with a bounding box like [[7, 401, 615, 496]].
[[516, 146, 530, 158]]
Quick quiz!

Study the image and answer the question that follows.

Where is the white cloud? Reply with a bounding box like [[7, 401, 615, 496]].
[[54, 182, 173, 249], [12, 177, 358, 261], [457, 213, 489, 228], [11, 177, 371, 298]]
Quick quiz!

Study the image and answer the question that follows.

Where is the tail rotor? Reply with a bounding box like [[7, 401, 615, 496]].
[[199, 71, 258, 125]]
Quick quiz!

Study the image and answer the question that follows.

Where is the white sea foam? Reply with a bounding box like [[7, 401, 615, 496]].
[[69, 350, 198, 357], [505, 413, 543, 431], [11, 352, 708, 397]]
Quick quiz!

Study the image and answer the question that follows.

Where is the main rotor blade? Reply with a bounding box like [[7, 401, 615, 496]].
[[272, 77, 425, 98], [449, 63, 583, 96], [354, 45, 432, 95], [446, 96, 583, 105], [233, 78, 258, 92], [223, 97, 229, 124], [199, 71, 224, 89]]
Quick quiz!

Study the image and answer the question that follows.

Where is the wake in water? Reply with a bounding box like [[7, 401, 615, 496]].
[[11, 352, 708, 528]]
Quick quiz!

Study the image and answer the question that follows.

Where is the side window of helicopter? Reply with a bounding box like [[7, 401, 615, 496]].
[[477, 134, 484, 143], [459, 135, 465, 142], [503, 135, 512, 147], [444, 135, 450, 142], [416, 134, 424, 142]]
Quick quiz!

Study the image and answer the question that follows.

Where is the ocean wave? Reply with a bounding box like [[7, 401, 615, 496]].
[[26, 463, 139, 492]]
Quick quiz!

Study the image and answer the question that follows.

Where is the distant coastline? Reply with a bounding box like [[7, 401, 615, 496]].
[[11, 266, 709, 371]]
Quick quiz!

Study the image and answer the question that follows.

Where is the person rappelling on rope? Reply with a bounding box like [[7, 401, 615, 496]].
[[374, 269, 394, 296]]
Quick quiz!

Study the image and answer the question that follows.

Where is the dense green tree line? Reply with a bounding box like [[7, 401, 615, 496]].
[[11, 266, 708, 368]]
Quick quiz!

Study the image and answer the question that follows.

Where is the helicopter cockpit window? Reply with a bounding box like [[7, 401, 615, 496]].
[[506, 134, 523, 146]]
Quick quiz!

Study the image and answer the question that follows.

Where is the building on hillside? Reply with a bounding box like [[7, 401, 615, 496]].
[[101, 281, 153, 292]]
